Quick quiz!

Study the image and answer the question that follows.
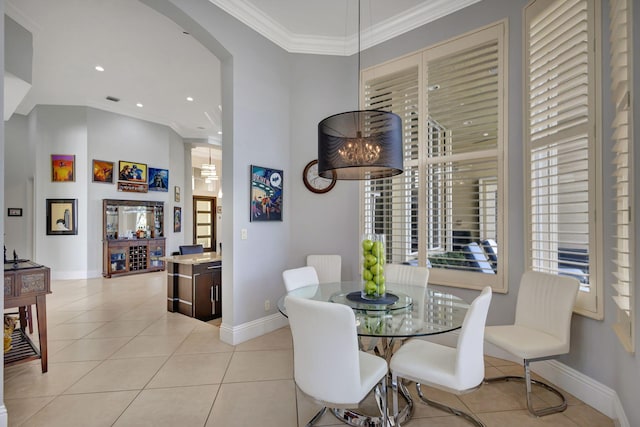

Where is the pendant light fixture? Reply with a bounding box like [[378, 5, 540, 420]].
[[317, 0, 403, 180], [200, 148, 218, 183]]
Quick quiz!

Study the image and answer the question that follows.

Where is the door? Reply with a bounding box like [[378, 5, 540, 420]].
[[193, 196, 216, 252]]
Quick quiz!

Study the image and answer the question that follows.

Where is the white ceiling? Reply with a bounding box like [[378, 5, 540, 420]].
[[5, 0, 480, 143]]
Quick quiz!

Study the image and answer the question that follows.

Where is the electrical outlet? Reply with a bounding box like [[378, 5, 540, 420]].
[[264, 299, 271, 311], [241, 228, 248, 240]]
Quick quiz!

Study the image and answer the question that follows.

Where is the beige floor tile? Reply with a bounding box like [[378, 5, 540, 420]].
[[83, 319, 157, 338], [174, 330, 235, 354], [108, 334, 186, 359], [18, 390, 138, 427], [4, 361, 100, 398], [223, 349, 293, 383], [478, 409, 580, 426], [206, 380, 297, 427], [484, 355, 520, 368], [4, 396, 54, 426], [564, 403, 615, 427], [458, 379, 534, 413], [139, 313, 201, 336], [235, 326, 293, 351], [46, 322, 106, 340], [61, 309, 128, 323], [64, 356, 167, 393], [46, 339, 77, 355], [401, 383, 472, 420], [146, 352, 233, 388], [114, 385, 218, 427], [49, 337, 131, 362]]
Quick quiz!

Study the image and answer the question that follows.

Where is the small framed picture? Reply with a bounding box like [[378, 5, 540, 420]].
[[118, 161, 147, 183], [174, 186, 181, 202], [174, 206, 182, 232], [250, 165, 283, 222], [52, 154, 75, 182], [92, 159, 114, 183], [148, 167, 169, 192], [7, 208, 22, 217], [46, 199, 78, 235]]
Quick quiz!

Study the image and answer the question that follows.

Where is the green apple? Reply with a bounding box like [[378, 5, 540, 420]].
[[371, 241, 384, 256], [370, 263, 384, 276], [373, 274, 385, 286], [365, 281, 377, 295], [363, 269, 373, 281], [365, 254, 377, 267], [377, 283, 386, 295], [362, 239, 373, 251]]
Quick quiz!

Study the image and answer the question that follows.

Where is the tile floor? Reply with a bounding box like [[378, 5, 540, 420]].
[[3, 272, 615, 427]]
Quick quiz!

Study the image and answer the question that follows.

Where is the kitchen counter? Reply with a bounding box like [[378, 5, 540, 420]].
[[162, 252, 222, 265], [164, 253, 222, 321]]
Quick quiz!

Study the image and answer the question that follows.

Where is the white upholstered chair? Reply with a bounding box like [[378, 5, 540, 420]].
[[306, 254, 341, 284], [282, 266, 319, 294], [285, 295, 389, 426], [484, 271, 579, 417], [385, 263, 429, 325], [390, 287, 492, 427]]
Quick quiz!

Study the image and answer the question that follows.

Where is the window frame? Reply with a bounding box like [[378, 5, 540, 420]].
[[360, 21, 509, 293], [523, 0, 603, 319]]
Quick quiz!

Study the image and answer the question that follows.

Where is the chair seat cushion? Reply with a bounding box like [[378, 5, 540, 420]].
[[390, 339, 463, 391], [484, 325, 569, 360]]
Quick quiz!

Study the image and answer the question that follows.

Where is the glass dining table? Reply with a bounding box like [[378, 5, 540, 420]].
[[277, 280, 470, 426]]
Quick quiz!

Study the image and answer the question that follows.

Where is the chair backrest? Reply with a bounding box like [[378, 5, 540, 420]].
[[179, 244, 204, 255], [514, 271, 579, 351], [385, 264, 429, 319], [306, 254, 341, 284], [285, 295, 363, 404], [455, 286, 492, 390], [282, 266, 319, 293]]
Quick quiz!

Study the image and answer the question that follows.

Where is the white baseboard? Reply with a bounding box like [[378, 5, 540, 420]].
[[414, 331, 629, 425], [219, 313, 289, 345], [50, 270, 90, 280], [0, 404, 7, 427]]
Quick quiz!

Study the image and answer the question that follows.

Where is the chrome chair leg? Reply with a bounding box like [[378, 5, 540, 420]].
[[305, 406, 327, 426], [484, 359, 567, 417], [415, 383, 486, 427]]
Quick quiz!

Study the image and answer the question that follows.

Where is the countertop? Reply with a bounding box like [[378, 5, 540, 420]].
[[161, 252, 222, 265]]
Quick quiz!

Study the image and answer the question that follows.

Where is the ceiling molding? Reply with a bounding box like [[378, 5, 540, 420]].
[[210, 0, 482, 56]]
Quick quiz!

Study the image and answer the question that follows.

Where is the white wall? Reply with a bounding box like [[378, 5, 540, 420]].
[[3, 106, 187, 279]]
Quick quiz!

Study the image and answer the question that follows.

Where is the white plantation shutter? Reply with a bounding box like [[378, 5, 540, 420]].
[[363, 55, 420, 265], [361, 22, 507, 293], [524, 0, 602, 318], [609, 0, 634, 352]]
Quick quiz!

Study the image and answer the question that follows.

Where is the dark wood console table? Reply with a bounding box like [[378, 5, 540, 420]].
[[4, 261, 51, 373]]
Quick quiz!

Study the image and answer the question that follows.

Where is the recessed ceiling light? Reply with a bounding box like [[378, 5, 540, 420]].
[[136, 103, 143, 108], [95, 65, 104, 72], [187, 97, 194, 102], [217, 131, 222, 135], [483, 132, 489, 137], [463, 120, 473, 125]]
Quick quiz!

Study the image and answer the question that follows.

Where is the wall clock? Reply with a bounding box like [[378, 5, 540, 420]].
[[303, 159, 337, 194]]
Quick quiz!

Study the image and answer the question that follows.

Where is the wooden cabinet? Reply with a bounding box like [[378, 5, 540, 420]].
[[102, 199, 166, 278], [166, 254, 222, 321]]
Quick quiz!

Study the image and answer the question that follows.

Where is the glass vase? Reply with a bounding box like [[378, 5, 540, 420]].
[[361, 233, 386, 300]]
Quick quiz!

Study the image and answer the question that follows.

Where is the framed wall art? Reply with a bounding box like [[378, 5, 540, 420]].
[[118, 161, 147, 183], [46, 199, 78, 235], [7, 208, 22, 217], [51, 154, 75, 182], [174, 186, 180, 202], [250, 165, 283, 222], [92, 159, 114, 183], [174, 206, 182, 232], [148, 167, 169, 192]]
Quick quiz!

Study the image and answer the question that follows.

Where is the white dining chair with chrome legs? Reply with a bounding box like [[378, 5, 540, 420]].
[[285, 295, 389, 426], [484, 271, 579, 417], [390, 287, 492, 427]]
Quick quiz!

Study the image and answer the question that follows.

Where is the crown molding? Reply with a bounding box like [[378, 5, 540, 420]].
[[209, 0, 482, 55]]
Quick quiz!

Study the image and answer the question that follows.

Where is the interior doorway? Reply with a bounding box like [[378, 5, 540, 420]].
[[193, 196, 217, 252]]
